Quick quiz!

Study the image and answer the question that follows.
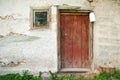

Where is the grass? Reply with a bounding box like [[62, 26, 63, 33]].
[[0, 69, 120, 80], [93, 69, 120, 80], [0, 70, 42, 80]]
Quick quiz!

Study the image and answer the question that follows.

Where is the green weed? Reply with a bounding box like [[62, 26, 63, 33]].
[[0, 70, 42, 80], [0, 69, 120, 80]]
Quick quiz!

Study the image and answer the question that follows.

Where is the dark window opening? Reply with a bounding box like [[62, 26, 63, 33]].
[[34, 11, 48, 27]]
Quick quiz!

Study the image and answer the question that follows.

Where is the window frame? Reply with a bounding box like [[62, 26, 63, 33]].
[[31, 8, 49, 29]]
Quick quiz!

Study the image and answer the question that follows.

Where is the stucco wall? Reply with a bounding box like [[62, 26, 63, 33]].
[[0, 0, 60, 74], [0, 0, 120, 74], [93, 0, 120, 68]]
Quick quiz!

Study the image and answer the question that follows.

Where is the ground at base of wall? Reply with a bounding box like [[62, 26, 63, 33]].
[[0, 68, 120, 80]]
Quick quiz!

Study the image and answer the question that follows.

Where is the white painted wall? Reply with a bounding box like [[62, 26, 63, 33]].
[[93, 0, 120, 68], [0, 0, 60, 74], [0, 0, 120, 74]]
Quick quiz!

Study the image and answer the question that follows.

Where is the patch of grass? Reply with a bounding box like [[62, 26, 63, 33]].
[[93, 69, 120, 80], [112, 69, 120, 79], [0, 69, 120, 80], [57, 75, 90, 80], [0, 70, 42, 80]]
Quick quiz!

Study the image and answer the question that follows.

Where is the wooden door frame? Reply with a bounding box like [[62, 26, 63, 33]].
[[57, 9, 94, 72]]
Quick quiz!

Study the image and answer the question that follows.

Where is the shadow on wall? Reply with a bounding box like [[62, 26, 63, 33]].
[[0, 61, 26, 67], [0, 32, 40, 42]]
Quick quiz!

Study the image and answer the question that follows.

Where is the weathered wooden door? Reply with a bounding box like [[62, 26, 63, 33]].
[[60, 13, 90, 70]]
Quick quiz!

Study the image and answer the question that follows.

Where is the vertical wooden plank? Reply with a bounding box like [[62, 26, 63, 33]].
[[60, 14, 73, 68], [72, 15, 82, 68], [81, 15, 89, 68]]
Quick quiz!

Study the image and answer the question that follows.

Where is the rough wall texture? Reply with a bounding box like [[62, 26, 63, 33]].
[[93, 0, 120, 68], [0, 0, 120, 74]]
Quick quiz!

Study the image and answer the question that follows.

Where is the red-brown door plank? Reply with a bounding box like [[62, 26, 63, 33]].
[[60, 14, 73, 68], [81, 15, 89, 68], [72, 15, 82, 68]]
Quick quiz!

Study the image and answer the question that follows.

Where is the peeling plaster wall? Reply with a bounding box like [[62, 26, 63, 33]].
[[0, 0, 120, 74]]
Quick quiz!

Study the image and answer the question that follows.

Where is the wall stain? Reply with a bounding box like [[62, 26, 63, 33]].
[[0, 13, 28, 20], [0, 35, 4, 38], [0, 61, 26, 67], [7, 32, 40, 42], [0, 15, 15, 20]]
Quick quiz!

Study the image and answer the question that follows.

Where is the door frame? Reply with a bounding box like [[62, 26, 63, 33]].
[[57, 9, 94, 72]]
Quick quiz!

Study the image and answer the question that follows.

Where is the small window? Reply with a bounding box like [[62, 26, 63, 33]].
[[33, 9, 49, 28]]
